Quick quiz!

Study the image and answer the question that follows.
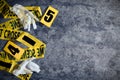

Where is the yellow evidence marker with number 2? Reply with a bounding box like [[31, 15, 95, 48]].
[[40, 6, 59, 28], [3, 41, 24, 60]]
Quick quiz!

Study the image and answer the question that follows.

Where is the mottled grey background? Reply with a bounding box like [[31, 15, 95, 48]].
[[1, 0, 120, 80]]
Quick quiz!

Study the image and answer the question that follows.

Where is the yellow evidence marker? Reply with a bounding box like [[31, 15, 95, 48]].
[[16, 32, 46, 48], [0, 58, 17, 73], [3, 41, 24, 60], [40, 6, 59, 28]]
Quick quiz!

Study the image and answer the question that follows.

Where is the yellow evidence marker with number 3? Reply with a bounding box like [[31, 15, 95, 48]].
[[40, 6, 59, 28], [3, 41, 24, 60]]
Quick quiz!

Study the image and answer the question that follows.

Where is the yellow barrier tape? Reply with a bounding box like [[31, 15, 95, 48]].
[[0, 28, 23, 40], [4, 6, 42, 20], [0, 57, 17, 73], [0, 51, 16, 61], [0, 43, 45, 61], [0, 18, 22, 30], [0, 51, 32, 80], [1, 2, 10, 17], [18, 73, 32, 80], [0, 42, 45, 61], [0, 0, 10, 13], [40, 6, 59, 28], [16, 32, 46, 48], [20, 45, 46, 61], [12, 63, 33, 80]]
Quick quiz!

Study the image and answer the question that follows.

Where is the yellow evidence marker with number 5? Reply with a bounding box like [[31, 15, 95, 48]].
[[3, 41, 24, 60], [40, 6, 59, 28]]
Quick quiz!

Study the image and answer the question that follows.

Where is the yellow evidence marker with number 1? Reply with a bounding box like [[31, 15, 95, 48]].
[[3, 41, 24, 60], [16, 32, 46, 48], [40, 6, 59, 28]]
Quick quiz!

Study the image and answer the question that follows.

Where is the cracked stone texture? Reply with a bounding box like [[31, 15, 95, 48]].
[[0, 0, 120, 80]]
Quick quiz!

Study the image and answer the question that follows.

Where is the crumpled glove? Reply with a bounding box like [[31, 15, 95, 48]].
[[13, 57, 40, 76], [10, 4, 39, 31]]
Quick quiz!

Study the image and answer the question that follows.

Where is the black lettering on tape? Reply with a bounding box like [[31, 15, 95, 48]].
[[8, 45, 20, 55], [0, 29, 3, 37], [21, 49, 36, 59], [4, 30, 21, 40], [10, 20, 22, 29], [4, 30, 9, 38], [37, 45, 45, 56], [19, 74, 29, 80], [31, 49, 36, 57], [1, 4, 9, 15], [21, 51, 27, 59], [22, 35, 35, 46], [0, 0, 4, 8], [0, 24, 6, 28], [7, 10, 17, 17], [0, 61, 11, 68]]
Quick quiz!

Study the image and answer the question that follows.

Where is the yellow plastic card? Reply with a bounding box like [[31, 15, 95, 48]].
[[3, 41, 24, 60], [40, 6, 59, 28], [3, 6, 42, 20], [0, 28, 23, 40], [0, 58, 17, 73], [0, 18, 22, 30], [16, 32, 46, 48]]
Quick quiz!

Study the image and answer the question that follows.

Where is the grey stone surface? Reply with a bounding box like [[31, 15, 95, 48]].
[[1, 0, 120, 80]]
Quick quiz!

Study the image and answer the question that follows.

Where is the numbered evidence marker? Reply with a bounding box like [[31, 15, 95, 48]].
[[16, 32, 46, 48], [40, 6, 59, 28], [3, 41, 24, 60], [0, 58, 17, 73]]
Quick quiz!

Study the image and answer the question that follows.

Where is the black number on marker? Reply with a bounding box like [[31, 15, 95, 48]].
[[44, 10, 55, 22], [0, 61, 11, 68], [22, 36, 35, 46], [8, 45, 19, 55]]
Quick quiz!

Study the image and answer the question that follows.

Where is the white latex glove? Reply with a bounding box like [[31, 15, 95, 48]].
[[27, 61, 40, 73], [13, 57, 40, 76], [10, 4, 39, 31]]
